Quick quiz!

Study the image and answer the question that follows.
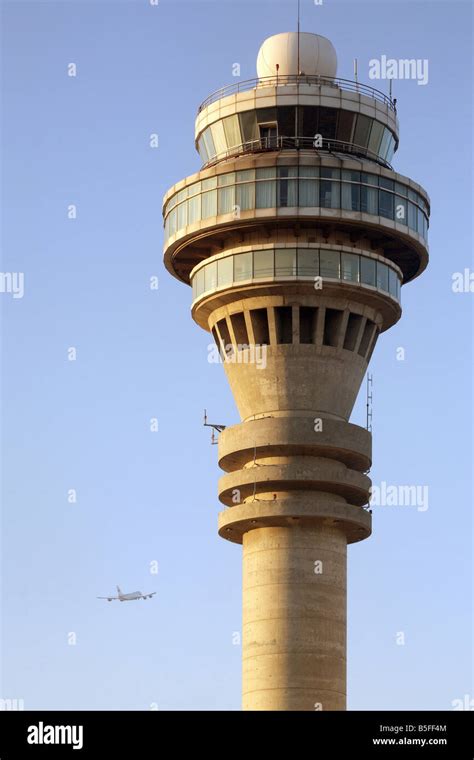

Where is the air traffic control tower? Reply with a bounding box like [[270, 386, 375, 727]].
[[163, 32, 429, 710]]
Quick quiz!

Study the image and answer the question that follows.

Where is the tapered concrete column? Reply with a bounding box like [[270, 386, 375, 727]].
[[242, 524, 347, 711]]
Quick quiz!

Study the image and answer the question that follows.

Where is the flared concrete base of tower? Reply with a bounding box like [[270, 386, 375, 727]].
[[242, 524, 347, 711]]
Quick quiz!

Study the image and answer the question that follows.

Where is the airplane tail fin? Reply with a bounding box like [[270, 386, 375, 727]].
[[116, 585, 122, 596]]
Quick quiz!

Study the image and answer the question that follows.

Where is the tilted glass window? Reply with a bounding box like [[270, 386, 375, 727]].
[[417, 207, 424, 236], [275, 248, 296, 277], [256, 167, 277, 178], [236, 182, 255, 211], [223, 115, 242, 148], [177, 201, 187, 229], [361, 172, 379, 186], [256, 167, 277, 208], [360, 257, 376, 286], [211, 121, 227, 157], [298, 105, 319, 138], [188, 194, 201, 225], [395, 196, 407, 224], [342, 253, 360, 282], [336, 110, 355, 143], [277, 106, 296, 137], [234, 252, 252, 281], [168, 208, 177, 236], [239, 111, 259, 143], [217, 256, 233, 287], [204, 261, 217, 291], [376, 262, 389, 292], [278, 166, 298, 207], [342, 170, 361, 182], [379, 129, 391, 161], [379, 190, 394, 219], [341, 182, 360, 211], [299, 166, 319, 206], [253, 249, 274, 278], [386, 134, 396, 162], [297, 249, 319, 277], [321, 168, 340, 179], [407, 201, 417, 230], [202, 189, 217, 218], [318, 108, 337, 140], [353, 114, 372, 148], [188, 181, 201, 197], [218, 185, 234, 214], [368, 121, 384, 155], [202, 177, 217, 190], [202, 128, 216, 160], [320, 167, 340, 208], [218, 172, 234, 186], [388, 267, 398, 298], [360, 185, 378, 215], [201, 108, 394, 164], [166, 194, 178, 210], [379, 176, 394, 191], [236, 169, 255, 181], [195, 268, 205, 298], [320, 249, 340, 278], [256, 181, 276, 208], [256, 107, 277, 125], [197, 135, 209, 164]]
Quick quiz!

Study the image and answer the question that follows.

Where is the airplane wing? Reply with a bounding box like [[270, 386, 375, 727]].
[[97, 596, 118, 601], [143, 592, 156, 599]]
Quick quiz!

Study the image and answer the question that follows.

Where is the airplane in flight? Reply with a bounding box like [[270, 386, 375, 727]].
[[97, 585, 156, 602]]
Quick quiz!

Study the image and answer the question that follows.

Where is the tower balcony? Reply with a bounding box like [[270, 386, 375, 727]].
[[198, 74, 396, 113], [162, 155, 430, 285], [195, 74, 399, 170], [200, 135, 395, 171]]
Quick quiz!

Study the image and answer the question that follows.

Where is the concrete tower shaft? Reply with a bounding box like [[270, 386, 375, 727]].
[[162, 32, 430, 711]]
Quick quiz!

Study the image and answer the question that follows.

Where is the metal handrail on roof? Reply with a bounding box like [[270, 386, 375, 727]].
[[202, 135, 394, 171], [198, 74, 396, 113]]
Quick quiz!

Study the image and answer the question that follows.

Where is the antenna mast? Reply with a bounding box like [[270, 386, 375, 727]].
[[203, 409, 226, 445], [366, 374, 373, 433], [297, 0, 301, 75]]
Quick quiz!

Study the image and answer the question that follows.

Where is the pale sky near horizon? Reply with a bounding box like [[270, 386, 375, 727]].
[[0, 0, 472, 710]]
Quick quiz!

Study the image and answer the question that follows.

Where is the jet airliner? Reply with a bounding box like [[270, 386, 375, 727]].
[[97, 586, 156, 602]]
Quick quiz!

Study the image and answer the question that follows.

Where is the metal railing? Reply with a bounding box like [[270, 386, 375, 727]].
[[198, 74, 396, 113], [203, 135, 394, 170]]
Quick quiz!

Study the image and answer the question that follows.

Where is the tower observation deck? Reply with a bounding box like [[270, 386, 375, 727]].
[[163, 32, 429, 711]]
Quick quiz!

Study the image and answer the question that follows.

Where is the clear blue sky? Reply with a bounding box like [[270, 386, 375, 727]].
[[0, 0, 472, 710]]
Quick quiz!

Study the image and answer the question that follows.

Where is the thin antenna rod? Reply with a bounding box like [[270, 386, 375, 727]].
[[366, 374, 373, 433], [354, 58, 359, 93], [297, 0, 300, 76]]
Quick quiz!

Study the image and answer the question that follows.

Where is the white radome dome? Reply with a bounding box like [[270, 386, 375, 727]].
[[256, 32, 337, 80]]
